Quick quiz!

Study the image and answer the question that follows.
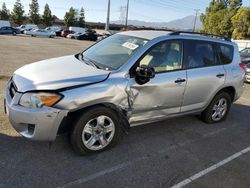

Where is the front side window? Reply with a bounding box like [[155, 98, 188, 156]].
[[184, 41, 216, 68], [82, 34, 149, 70], [138, 41, 183, 73]]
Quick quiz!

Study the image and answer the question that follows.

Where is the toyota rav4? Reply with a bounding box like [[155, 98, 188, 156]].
[[4, 30, 245, 155]]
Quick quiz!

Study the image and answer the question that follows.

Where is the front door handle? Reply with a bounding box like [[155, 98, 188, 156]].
[[174, 78, 186, 83], [216, 73, 225, 78]]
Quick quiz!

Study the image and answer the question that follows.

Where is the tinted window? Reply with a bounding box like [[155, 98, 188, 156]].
[[139, 41, 182, 73], [218, 44, 233, 64], [184, 41, 216, 68]]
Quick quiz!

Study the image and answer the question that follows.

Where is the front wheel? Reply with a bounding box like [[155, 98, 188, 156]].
[[201, 92, 231, 123], [12, 31, 16, 36], [70, 106, 122, 155]]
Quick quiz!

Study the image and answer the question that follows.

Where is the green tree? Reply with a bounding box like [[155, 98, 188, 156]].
[[200, 0, 242, 38], [232, 7, 250, 39], [29, 0, 40, 24], [78, 7, 85, 27], [11, 0, 25, 25], [64, 7, 77, 27], [42, 3, 53, 26], [0, 3, 10, 20]]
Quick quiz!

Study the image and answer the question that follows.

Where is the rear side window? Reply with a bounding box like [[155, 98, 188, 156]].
[[217, 44, 233, 64], [184, 41, 216, 68]]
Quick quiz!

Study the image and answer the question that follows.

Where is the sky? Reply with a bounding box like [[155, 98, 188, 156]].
[[1, 0, 250, 23]]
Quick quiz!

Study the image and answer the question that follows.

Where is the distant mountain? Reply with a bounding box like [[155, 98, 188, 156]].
[[111, 15, 203, 30]]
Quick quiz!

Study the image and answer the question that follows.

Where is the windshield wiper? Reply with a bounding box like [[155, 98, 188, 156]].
[[78, 54, 101, 69]]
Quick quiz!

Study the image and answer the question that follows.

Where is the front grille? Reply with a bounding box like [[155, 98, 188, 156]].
[[9, 81, 17, 99]]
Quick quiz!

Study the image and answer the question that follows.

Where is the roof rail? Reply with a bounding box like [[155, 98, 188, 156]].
[[169, 31, 231, 42]]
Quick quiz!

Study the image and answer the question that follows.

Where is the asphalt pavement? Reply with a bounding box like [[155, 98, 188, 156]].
[[0, 35, 250, 188]]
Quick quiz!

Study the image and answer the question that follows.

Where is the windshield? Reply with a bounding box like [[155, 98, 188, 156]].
[[82, 34, 149, 70]]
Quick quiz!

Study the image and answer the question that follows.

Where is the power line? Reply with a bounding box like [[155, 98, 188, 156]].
[[119, 6, 127, 24]]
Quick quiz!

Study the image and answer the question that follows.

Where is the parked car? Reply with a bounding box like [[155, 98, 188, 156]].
[[97, 33, 111, 41], [55, 29, 63, 36], [245, 63, 250, 83], [0, 20, 11, 28], [240, 47, 250, 64], [4, 30, 245, 155], [77, 32, 97, 41], [18, 24, 38, 34], [61, 29, 74, 37], [0, 26, 20, 35], [69, 26, 87, 33], [67, 32, 83, 39], [45, 26, 61, 32], [25, 29, 56, 38]]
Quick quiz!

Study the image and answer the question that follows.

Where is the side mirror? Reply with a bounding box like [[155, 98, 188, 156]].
[[135, 65, 155, 85]]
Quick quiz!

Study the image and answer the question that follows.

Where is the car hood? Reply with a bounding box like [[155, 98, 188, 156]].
[[13, 55, 110, 92]]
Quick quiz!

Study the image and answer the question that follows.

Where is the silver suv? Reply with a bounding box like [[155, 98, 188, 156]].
[[4, 30, 245, 155]]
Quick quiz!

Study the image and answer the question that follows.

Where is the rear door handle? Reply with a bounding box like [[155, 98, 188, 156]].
[[216, 73, 225, 78], [174, 78, 186, 83]]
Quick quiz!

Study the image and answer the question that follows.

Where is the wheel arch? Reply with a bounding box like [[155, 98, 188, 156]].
[[216, 86, 236, 102], [203, 86, 236, 112], [57, 103, 130, 135]]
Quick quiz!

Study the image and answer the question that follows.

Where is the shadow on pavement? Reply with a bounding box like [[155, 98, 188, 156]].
[[0, 103, 249, 187]]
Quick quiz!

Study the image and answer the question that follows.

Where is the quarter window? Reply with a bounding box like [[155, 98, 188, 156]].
[[184, 41, 216, 68], [218, 44, 233, 64], [139, 41, 183, 73]]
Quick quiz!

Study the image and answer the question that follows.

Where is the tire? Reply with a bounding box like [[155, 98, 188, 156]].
[[201, 92, 231, 123], [12, 31, 16, 36], [70, 106, 122, 155]]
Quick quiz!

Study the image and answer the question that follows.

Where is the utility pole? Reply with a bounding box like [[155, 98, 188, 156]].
[[125, 0, 130, 29], [105, 0, 110, 31], [193, 9, 200, 32]]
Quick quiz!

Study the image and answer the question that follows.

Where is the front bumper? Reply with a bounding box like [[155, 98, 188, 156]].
[[4, 82, 68, 141]]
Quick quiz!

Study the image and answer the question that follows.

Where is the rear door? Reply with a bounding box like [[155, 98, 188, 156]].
[[181, 40, 226, 112]]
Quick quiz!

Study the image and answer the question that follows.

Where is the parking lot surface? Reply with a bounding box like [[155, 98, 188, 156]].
[[0, 35, 250, 188]]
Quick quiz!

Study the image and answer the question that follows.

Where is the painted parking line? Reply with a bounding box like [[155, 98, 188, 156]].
[[60, 125, 239, 188], [59, 157, 147, 188], [171, 146, 250, 188]]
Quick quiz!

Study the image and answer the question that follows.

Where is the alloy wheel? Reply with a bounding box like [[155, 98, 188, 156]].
[[82, 115, 115, 151], [211, 98, 228, 121]]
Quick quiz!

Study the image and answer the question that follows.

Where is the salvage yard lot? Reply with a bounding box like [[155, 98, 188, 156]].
[[0, 35, 250, 188]]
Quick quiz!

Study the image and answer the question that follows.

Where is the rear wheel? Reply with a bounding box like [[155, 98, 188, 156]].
[[70, 106, 122, 155], [201, 92, 231, 123]]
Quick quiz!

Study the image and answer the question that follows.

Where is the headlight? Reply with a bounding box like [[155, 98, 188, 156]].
[[19, 92, 63, 108]]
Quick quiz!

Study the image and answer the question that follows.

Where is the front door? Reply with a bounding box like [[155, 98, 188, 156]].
[[128, 40, 187, 124]]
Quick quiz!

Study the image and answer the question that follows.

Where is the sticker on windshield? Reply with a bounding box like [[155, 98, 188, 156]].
[[122, 42, 139, 50]]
